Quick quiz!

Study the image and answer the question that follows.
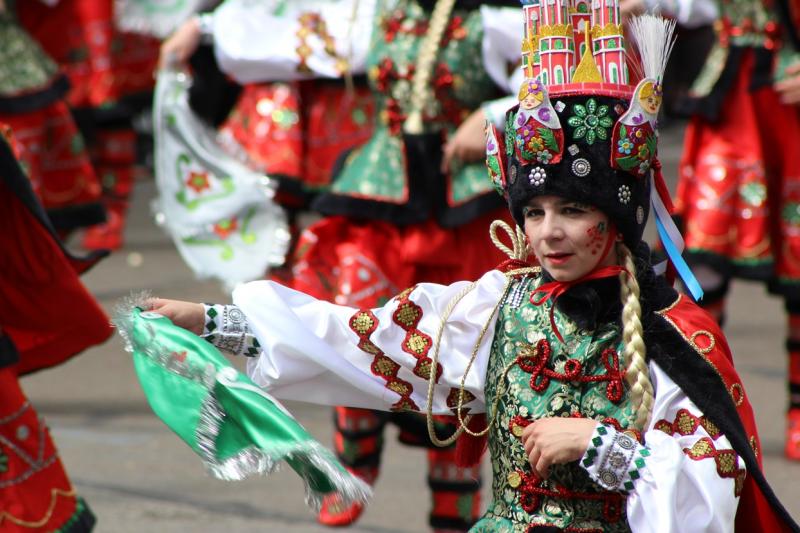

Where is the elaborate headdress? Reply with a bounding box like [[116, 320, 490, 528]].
[[486, 1, 701, 299]]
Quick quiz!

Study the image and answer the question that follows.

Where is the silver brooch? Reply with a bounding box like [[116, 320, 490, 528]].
[[571, 158, 591, 177], [509, 164, 517, 184], [636, 205, 645, 224], [529, 167, 546, 187], [600, 470, 619, 486], [618, 185, 631, 204]]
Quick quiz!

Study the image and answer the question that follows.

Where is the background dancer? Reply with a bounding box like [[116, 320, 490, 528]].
[[159, 0, 521, 529], [667, 0, 800, 460], [0, 130, 112, 532]]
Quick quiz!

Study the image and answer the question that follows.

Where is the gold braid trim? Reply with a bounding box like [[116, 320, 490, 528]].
[[0, 488, 77, 528], [403, 0, 456, 134]]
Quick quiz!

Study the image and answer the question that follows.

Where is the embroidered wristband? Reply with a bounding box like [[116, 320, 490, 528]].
[[201, 304, 261, 357], [581, 424, 650, 492]]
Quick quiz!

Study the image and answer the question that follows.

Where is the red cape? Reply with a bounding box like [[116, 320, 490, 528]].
[[658, 295, 798, 532], [1, 138, 112, 374]]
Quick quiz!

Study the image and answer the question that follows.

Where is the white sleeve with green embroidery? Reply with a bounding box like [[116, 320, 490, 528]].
[[228, 270, 506, 413], [579, 363, 744, 533], [201, 304, 261, 357]]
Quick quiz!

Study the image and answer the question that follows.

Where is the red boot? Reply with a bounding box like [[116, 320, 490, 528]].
[[317, 493, 366, 527], [786, 409, 800, 461]]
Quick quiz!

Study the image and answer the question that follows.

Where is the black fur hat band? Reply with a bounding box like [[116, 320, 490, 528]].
[[499, 91, 652, 249]]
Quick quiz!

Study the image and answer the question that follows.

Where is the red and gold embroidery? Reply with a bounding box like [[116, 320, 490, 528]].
[[730, 382, 745, 406], [349, 309, 419, 411], [683, 437, 746, 496], [296, 12, 349, 75], [446, 388, 476, 413], [392, 288, 441, 382], [657, 296, 747, 407], [602, 416, 644, 444], [750, 435, 759, 460], [515, 339, 625, 403], [509, 415, 532, 437], [511, 470, 624, 523], [380, 10, 467, 44], [654, 408, 722, 440]]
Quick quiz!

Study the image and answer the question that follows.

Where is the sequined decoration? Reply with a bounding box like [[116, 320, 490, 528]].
[[505, 276, 533, 309]]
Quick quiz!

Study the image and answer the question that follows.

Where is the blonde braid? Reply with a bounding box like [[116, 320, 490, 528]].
[[403, 0, 456, 134], [618, 244, 654, 430]]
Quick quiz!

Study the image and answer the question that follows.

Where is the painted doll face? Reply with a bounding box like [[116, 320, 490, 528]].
[[520, 93, 543, 111], [638, 90, 662, 115], [523, 195, 616, 282]]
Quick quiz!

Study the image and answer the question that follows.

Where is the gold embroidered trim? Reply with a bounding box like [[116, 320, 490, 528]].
[[0, 488, 76, 528], [730, 383, 745, 407], [656, 296, 743, 405]]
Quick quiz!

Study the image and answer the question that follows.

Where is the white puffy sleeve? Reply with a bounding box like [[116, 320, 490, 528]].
[[233, 270, 507, 413], [580, 362, 742, 533], [210, 0, 377, 83], [480, 6, 524, 127]]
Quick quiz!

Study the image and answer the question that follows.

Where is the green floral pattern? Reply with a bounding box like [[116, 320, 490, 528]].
[[0, 13, 59, 96], [782, 202, 800, 226], [739, 182, 767, 207], [472, 275, 636, 532], [567, 99, 613, 146]]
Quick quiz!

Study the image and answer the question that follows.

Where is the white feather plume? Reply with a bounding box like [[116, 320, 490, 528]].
[[627, 14, 678, 82]]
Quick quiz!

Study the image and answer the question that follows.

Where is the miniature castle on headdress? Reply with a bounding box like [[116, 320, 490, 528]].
[[520, 0, 628, 88]]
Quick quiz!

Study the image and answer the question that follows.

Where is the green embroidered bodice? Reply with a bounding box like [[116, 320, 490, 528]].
[[716, 0, 779, 46], [330, 0, 501, 205], [0, 11, 59, 97], [691, 0, 800, 96], [472, 275, 637, 532]]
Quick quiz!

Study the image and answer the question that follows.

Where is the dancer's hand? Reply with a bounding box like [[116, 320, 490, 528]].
[[159, 17, 202, 70], [619, 0, 645, 17], [441, 108, 487, 173], [147, 298, 205, 335], [520, 417, 598, 479], [775, 63, 800, 106]]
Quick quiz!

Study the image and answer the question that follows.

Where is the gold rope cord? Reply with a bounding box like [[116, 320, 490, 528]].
[[425, 220, 539, 445], [403, 0, 457, 134]]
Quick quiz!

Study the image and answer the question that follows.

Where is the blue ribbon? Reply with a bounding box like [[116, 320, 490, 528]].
[[655, 215, 704, 302]]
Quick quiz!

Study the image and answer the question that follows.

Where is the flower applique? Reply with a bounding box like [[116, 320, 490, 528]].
[[567, 98, 613, 146]]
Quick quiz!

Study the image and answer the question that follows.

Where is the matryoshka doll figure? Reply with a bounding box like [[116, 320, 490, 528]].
[[610, 78, 661, 177], [513, 78, 563, 166]]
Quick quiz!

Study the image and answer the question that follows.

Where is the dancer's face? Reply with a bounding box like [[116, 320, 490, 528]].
[[523, 195, 616, 282]]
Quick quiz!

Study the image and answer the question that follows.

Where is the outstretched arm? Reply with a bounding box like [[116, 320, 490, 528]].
[[159, 0, 376, 81], [148, 271, 508, 414]]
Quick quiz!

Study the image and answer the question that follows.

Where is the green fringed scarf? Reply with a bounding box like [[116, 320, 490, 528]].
[[114, 297, 371, 512]]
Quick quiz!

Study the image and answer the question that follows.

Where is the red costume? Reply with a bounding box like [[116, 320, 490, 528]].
[[0, 131, 112, 531], [220, 81, 375, 208], [18, 0, 161, 250], [673, 0, 800, 460]]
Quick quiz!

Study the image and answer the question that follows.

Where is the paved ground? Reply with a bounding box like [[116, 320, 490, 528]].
[[22, 123, 800, 532]]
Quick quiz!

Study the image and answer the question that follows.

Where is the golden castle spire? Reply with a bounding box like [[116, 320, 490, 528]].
[[571, 23, 602, 83]]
